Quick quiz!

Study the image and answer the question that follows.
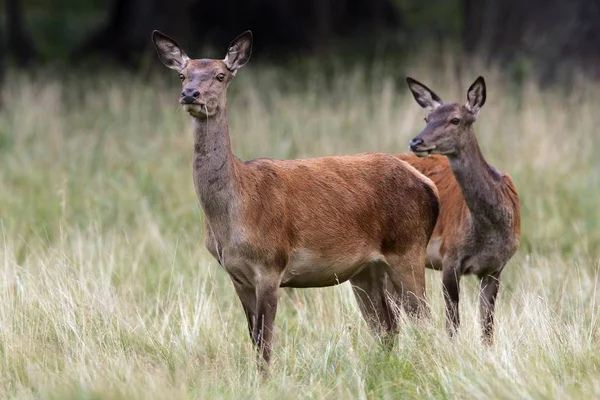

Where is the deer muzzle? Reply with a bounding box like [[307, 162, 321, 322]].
[[409, 137, 436, 156]]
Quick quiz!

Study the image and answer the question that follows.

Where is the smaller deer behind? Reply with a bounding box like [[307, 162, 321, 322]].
[[152, 30, 440, 370], [398, 76, 521, 344]]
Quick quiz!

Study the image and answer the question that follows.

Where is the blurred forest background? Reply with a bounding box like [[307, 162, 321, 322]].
[[1, 0, 600, 83]]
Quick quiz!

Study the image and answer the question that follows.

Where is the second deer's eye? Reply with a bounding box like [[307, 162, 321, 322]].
[[216, 73, 225, 82], [450, 118, 460, 125], [179, 74, 185, 81]]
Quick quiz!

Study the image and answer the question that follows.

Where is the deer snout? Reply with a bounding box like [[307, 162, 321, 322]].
[[181, 88, 201, 104], [409, 138, 424, 151], [409, 137, 435, 157]]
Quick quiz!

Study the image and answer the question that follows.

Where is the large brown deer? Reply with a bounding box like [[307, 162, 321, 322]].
[[151, 30, 440, 368], [398, 77, 521, 344]]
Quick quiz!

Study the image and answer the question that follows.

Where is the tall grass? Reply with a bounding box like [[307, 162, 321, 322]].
[[0, 56, 599, 399]]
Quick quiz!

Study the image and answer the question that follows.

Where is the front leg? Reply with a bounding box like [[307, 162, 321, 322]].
[[479, 272, 501, 345], [253, 279, 280, 369], [233, 282, 257, 343], [442, 265, 461, 337], [232, 274, 280, 371]]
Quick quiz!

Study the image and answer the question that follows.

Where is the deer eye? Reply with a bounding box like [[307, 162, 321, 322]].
[[424, 117, 429, 123], [179, 74, 185, 82], [216, 73, 226, 82], [450, 118, 460, 125]]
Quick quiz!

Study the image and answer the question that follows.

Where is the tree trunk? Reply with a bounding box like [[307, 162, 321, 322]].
[[462, 0, 483, 56], [76, 0, 193, 67], [0, 27, 5, 110], [312, 0, 331, 54], [6, 0, 36, 67]]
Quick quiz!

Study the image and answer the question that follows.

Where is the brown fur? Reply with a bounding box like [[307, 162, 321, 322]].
[[152, 30, 440, 369], [397, 154, 521, 271], [227, 154, 440, 288], [402, 76, 521, 344]]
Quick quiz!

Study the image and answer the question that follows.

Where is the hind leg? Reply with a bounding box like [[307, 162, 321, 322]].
[[350, 263, 398, 346], [383, 245, 429, 320]]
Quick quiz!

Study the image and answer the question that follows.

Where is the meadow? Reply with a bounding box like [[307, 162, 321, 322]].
[[0, 54, 599, 398]]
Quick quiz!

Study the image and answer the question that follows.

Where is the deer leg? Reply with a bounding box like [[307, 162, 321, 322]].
[[383, 248, 430, 321], [350, 264, 397, 347], [442, 265, 461, 337], [253, 279, 280, 369], [233, 276, 280, 372], [233, 282, 257, 343], [479, 272, 500, 345]]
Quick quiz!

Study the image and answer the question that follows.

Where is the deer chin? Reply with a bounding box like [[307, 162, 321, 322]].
[[430, 149, 457, 157], [411, 146, 436, 157], [411, 146, 456, 157], [413, 151, 431, 157], [183, 104, 217, 118]]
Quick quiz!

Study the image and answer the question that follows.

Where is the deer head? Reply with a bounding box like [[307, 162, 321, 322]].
[[152, 30, 253, 118], [406, 77, 486, 157]]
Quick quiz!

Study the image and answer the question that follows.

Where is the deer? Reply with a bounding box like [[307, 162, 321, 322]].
[[397, 76, 521, 344], [151, 30, 440, 369]]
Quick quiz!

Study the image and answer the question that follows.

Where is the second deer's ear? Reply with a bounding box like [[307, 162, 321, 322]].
[[152, 30, 190, 72], [224, 31, 253, 74], [466, 76, 486, 115], [406, 77, 443, 111]]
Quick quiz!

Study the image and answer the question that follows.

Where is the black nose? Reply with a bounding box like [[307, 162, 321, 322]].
[[181, 88, 200, 104], [409, 138, 424, 150]]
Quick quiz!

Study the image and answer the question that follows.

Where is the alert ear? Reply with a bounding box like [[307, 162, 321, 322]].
[[466, 76, 486, 116], [152, 30, 190, 72], [224, 31, 253, 74], [406, 77, 443, 111]]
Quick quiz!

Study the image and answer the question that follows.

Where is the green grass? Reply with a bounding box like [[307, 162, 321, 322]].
[[0, 56, 599, 399]]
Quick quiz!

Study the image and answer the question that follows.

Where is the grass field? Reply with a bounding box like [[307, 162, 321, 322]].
[[0, 56, 599, 399]]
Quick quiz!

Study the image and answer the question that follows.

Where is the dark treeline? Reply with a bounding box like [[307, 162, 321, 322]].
[[74, 0, 400, 65], [2, 0, 600, 81], [463, 0, 600, 81]]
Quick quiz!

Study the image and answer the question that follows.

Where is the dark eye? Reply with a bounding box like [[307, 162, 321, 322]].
[[450, 118, 460, 125], [216, 73, 225, 82], [179, 74, 185, 82], [424, 117, 429, 123]]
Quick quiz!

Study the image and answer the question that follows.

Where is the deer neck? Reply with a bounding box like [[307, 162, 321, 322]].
[[448, 130, 504, 227], [191, 110, 242, 237]]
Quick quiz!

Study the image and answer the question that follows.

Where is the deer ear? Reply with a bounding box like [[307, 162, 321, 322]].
[[466, 76, 486, 115], [406, 77, 443, 111], [224, 31, 253, 74], [152, 30, 190, 72]]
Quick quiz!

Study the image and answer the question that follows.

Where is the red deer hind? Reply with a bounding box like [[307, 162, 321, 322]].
[[151, 30, 440, 368], [398, 76, 521, 344]]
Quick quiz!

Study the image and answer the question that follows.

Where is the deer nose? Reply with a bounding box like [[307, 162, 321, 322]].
[[181, 88, 200, 104], [409, 138, 424, 150]]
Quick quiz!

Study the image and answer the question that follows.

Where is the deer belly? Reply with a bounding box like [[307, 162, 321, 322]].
[[280, 248, 381, 288]]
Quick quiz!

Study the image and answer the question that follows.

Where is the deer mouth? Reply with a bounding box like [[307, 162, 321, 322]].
[[182, 103, 216, 118], [410, 144, 436, 157]]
